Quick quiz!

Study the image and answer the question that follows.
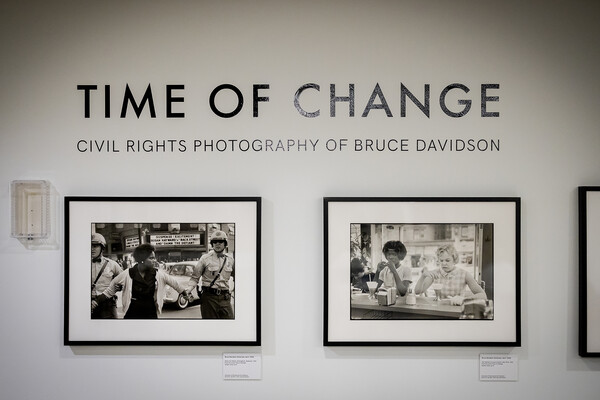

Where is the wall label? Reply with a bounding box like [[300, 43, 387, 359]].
[[223, 353, 262, 380], [479, 354, 518, 381]]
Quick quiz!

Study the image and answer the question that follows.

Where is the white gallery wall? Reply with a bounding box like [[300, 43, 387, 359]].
[[1, 1, 600, 398]]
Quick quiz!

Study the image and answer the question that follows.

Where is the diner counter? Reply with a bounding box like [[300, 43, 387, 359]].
[[350, 293, 463, 319]]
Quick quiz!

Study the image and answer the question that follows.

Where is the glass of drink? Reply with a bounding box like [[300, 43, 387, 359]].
[[431, 282, 443, 304], [366, 281, 378, 300]]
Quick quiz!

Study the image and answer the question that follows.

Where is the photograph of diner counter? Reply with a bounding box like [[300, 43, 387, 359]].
[[350, 293, 491, 320]]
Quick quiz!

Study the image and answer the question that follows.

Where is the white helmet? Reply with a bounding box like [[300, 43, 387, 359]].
[[91, 232, 106, 247], [210, 230, 228, 244]]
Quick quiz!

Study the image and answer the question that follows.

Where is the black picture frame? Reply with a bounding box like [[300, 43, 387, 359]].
[[324, 197, 521, 346], [579, 187, 600, 357], [64, 197, 261, 346]]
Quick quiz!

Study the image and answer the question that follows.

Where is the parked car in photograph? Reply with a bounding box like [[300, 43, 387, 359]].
[[163, 262, 200, 309]]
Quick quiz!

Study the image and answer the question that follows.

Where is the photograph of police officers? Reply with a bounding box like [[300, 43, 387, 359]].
[[89, 223, 235, 319]]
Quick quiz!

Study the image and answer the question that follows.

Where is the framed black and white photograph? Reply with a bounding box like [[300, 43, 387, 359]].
[[579, 187, 600, 357], [324, 197, 520, 346], [64, 197, 261, 345]]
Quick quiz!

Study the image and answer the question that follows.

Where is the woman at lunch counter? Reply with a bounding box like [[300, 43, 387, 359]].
[[414, 244, 486, 305], [351, 258, 375, 293], [374, 240, 412, 296]]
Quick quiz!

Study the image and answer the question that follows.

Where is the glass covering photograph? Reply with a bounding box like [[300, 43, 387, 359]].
[[65, 197, 260, 346], [324, 197, 520, 346]]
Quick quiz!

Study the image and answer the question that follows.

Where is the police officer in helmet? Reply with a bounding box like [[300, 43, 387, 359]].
[[188, 230, 235, 319], [91, 232, 122, 319]]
